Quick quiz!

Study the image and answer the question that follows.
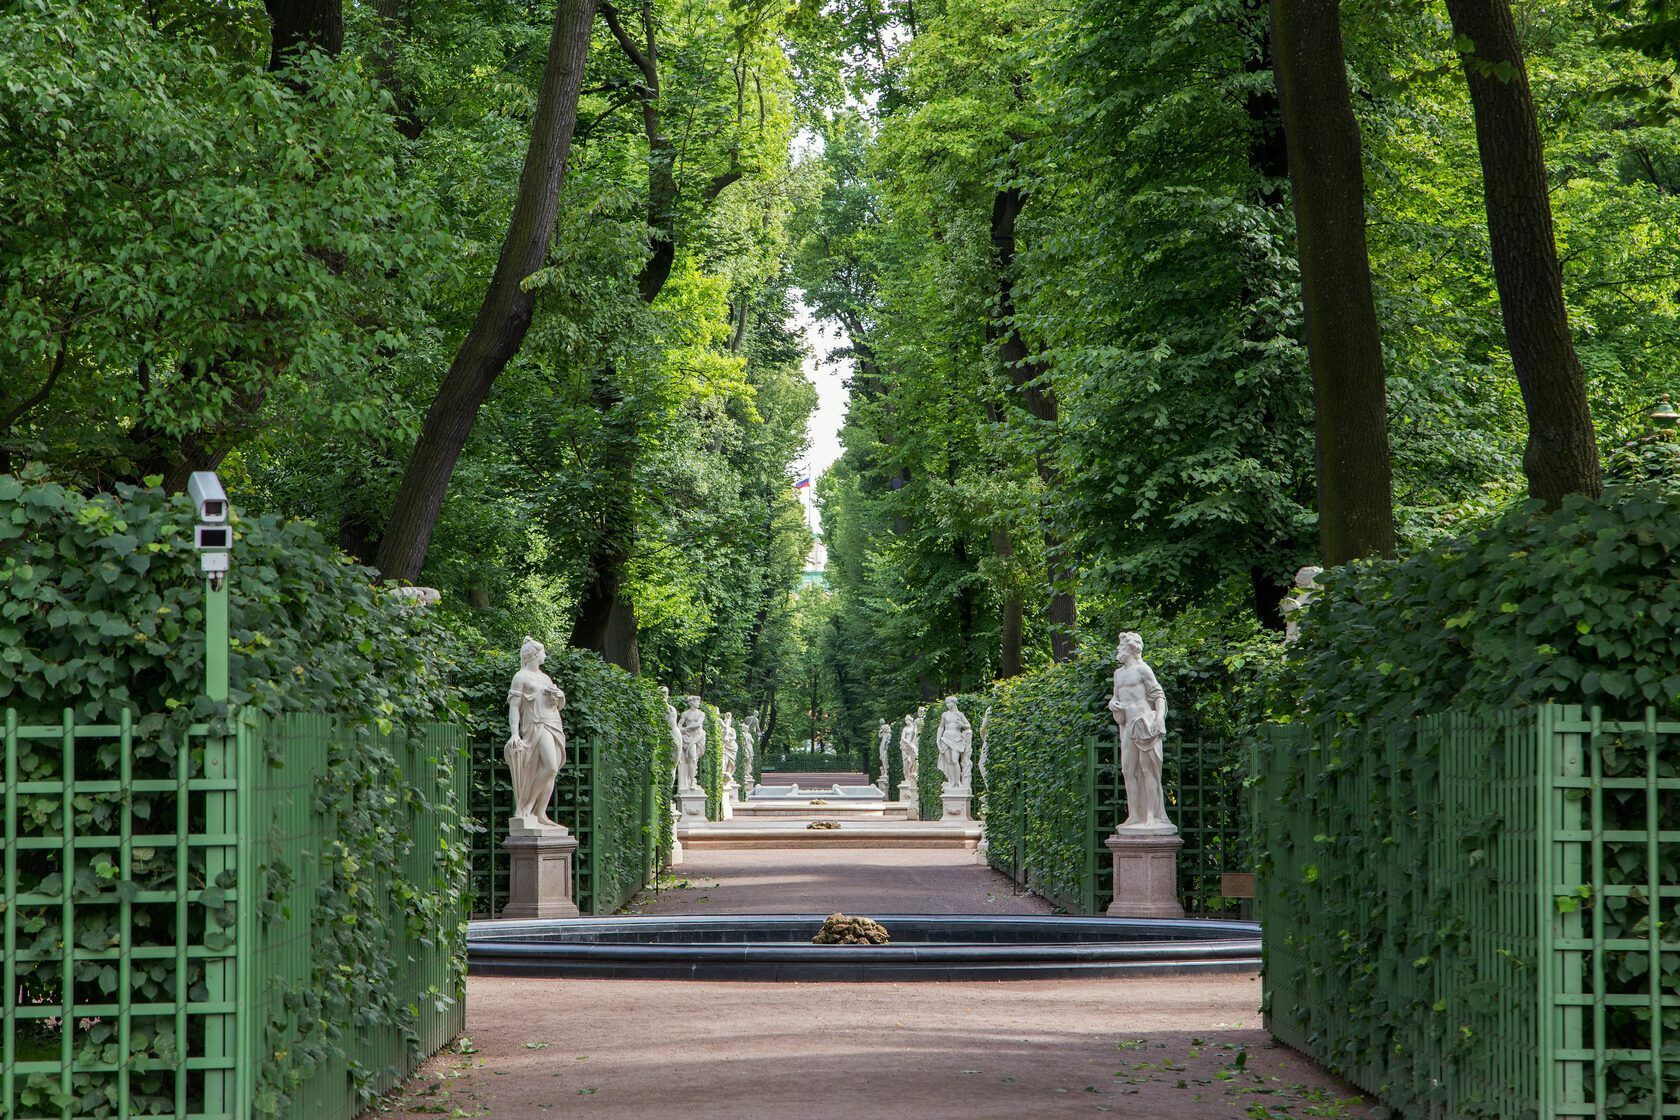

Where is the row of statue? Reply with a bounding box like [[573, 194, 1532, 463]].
[[506, 623, 1261, 838], [660, 688, 758, 797], [876, 696, 984, 792]]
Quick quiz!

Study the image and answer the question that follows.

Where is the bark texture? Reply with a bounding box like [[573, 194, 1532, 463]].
[[1270, 0, 1397, 565], [991, 185, 1077, 662], [374, 0, 596, 582], [1444, 0, 1602, 507]]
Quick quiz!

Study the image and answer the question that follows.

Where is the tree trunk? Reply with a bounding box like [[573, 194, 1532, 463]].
[[1270, 0, 1397, 565], [992, 526, 1024, 679], [264, 0, 343, 68], [368, 0, 423, 139], [1443, 0, 1602, 507], [990, 185, 1077, 661], [373, 0, 596, 583]]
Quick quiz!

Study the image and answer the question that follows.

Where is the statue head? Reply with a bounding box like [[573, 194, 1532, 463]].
[[686, 695, 702, 710], [1294, 565, 1324, 590], [1116, 631, 1143, 662], [880, 718, 889, 730], [723, 712, 734, 727], [944, 696, 958, 711], [519, 636, 546, 667]]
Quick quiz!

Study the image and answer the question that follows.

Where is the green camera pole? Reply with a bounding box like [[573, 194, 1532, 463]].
[[202, 549, 236, 1115]]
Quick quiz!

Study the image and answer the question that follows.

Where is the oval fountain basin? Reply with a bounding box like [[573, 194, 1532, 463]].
[[467, 914, 1260, 981]]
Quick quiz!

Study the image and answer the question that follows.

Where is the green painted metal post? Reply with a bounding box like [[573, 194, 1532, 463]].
[[202, 549, 237, 1116]]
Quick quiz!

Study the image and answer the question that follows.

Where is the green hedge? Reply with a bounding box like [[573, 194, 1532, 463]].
[[1262, 480, 1680, 1117], [459, 646, 672, 915], [1289, 482, 1680, 727], [0, 471, 466, 1118], [762, 748, 851, 773]]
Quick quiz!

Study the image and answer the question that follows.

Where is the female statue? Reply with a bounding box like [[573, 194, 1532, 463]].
[[935, 698, 971, 789], [676, 696, 707, 792], [505, 637, 566, 829]]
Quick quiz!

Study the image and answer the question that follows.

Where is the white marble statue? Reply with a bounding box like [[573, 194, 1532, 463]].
[[741, 712, 759, 794], [1281, 565, 1324, 644], [877, 719, 892, 789], [898, 712, 917, 784], [504, 637, 567, 830], [900, 715, 919, 785], [935, 697, 972, 789], [721, 712, 739, 788], [661, 686, 683, 787], [1108, 631, 1172, 832], [676, 696, 706, 793], [978, 706, 991, 785]]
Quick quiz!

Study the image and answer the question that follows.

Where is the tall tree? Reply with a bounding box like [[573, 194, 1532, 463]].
[[990, 185, 1077, 662], [1444, 0, 1603, 507], [374, 0, 597, 583], [1270, 0, 1396, 564]]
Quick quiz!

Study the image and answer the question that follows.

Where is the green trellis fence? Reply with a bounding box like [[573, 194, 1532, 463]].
[[2, 708, 466, 1120], [467, 730, 669, 919], [1257, 704, 1680, 1119], [982, 734, 1248, 916]]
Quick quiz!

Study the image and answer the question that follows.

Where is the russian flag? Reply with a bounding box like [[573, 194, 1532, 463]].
[[794, 477, 811, 490]]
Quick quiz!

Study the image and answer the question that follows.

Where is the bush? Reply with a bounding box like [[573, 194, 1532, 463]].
[[1290, 482, 1680, 728], [0, 469, 457, 734], [0, 470, 466, 1118]]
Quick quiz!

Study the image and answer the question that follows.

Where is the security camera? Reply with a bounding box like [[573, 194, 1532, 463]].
[[187, 471, 228, 523]]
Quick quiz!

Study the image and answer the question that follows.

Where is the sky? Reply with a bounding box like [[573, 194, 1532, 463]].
[[791, 292, 851, 565], [794, 292, 851, 485]]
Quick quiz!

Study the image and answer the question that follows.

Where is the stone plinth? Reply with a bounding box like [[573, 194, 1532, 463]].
[[940, 787, 972, 822], [676, 789, 708, 827], [501, 827, 580, 919], [1105, 830, 1184, 919], [898, 781, 920, 821], [719, 782, 737, 820]]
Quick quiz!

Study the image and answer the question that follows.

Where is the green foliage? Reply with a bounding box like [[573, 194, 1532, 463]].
[[0, 468, 457, 737], [1290, 481, 1680, 727], [1, 0, 442, 486], [0, 473, 466, 1119]]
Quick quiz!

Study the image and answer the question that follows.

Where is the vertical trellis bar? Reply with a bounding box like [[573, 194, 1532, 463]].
[[3, 709, 16, 1120], [58, 709, 74, 1111], [117, 708, 133, 1116], [1644, 707, 1662, 1111]]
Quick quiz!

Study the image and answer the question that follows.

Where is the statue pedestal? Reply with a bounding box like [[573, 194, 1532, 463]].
[[676, 789, 708, 828], [898, 781, 920, 821], [669, 807, 684, 866], [940, 787, 972, 822], [500, 825, 580, 919], [1104, 830, 1185, 918], [719, 781, 737, 820]]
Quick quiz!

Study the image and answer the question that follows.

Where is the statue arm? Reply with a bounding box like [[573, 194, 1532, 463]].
[[506, 691, 525, 749]]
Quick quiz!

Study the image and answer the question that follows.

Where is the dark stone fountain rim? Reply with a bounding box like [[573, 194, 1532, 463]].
[[467, 914, 1260, 981]]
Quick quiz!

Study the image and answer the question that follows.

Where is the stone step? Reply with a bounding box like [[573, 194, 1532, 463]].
[[677, 819, 983, 851]]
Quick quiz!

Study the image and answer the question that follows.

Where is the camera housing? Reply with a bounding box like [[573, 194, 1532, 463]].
[[187, 471, 228, 523]]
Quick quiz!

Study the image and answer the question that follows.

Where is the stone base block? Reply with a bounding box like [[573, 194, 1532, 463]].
[[940, 788, 972, 822], [500, 831, 580, 919], [676, 790, 708, 828], [898, 782, 920, 821], [718, 782, 736, 821], [1105, 831, 1185, 919]]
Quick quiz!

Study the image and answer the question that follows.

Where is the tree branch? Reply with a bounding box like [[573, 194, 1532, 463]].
[[600, 1, 656, 87], [2, 333, 71, 431]]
